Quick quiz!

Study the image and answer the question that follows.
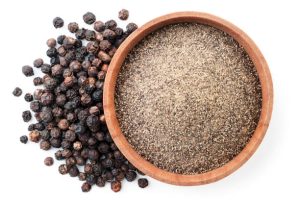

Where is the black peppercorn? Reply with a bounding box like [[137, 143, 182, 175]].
[[138, 178, 149, 188], [103, 29, 116, 41], [50, 138, 62, 148], [118, 9, 129, 20], [84, 163, 93, 174], [53, 17, 64, 28], [41, 64, 51, 74], [13, 87, 22, 97], [58, 164, 69, 175], [78, 172, 87, 181], [105, 20, 117, 30], [83, 12, 96, 24], [68, 22, 79, 33], [40, 130, 50, 140], [81, 182, 91, 192], [40, 140, 51, 150], [57, 35, 66, 45], [33, 58, 44, 68], [29, 130, 40, 143], [46, 38, 56, 48], [126, 23, 138, 34], [99, 40, 111, 51], [22, 110, 32, 122], [94, 21, 105, 32], [86, 174, 97, 185], [44, 157, 54, 166], [111, 181, 121, 192], [33, 77, 43, 86], [61, 140, 72, 149], [75, 28, 86, 40], [30, 101, 41, 112], [20, 135, 28, 144], [22, 65, 34, 77], [24, 93, 33, 102], [27, 124, 35, 131], [85, 30, 95, 41], [55, 150, 63, 160], [69, 165, 79, 177], [95, 177, 105, 187], [125, 171, 137, 182]]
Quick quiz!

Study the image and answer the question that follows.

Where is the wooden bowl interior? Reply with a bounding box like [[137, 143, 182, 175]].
[[103, 12, 273, 185]]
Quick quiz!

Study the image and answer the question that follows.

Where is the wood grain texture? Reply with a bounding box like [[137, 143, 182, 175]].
[[103, 12, 273, 185]]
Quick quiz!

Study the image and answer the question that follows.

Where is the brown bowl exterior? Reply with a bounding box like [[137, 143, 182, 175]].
[[103, 12, 273, 185]]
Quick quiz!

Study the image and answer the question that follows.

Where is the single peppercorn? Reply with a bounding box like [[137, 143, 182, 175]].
[[22, 65, 34, 77], [29, 130, 40, 143], [68, 22, 79, 33], [24, 93, 33, 102], [12, 87, 22, 97], [78, 172, 87, 181], [96, 177, 106, 187], [105, 20, 117, 30], [138, 178, 149, 188], [40, 140, 51, 150], [33, 77, 43, 86], [53, 17, 64, 28], [58, 164, 69, 175], [83, 12, 96, 24], [41, 64, 51, 74], [44, 157, 54, 166], [94, 21, 105, 32], [69, 165, 79, 177], [125, 171, 137, 182], [22, 110, 32, 122], [33, 58, 44, 68], [118, 9, 129, 20], [20, 135, 28, 144], [111, 181, 121, 192], [81, 182, 91, 192], [126, 23, 138, 34], [46, 38, 56, 48]]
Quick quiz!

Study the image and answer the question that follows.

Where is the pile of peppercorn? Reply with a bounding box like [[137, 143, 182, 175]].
[[14, 10, 148, 192]]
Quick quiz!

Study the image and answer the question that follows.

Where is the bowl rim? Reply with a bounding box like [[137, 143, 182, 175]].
[[103, 11, 273, 185]]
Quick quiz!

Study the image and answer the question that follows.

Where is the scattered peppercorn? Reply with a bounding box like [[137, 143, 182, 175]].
[[81, 182, 91, 192], [24, 93, 33, 102], [68, 22, 79, 33], [46, 38, 56, 48], [138, 178, 149, 188], [29, 130, 40, 143], [33, 58, 44, 68], [20, 135, 28, 144], [12, 87, 22, 97], [44, 157, 54, 166], [94, 21, 105, 32], [22, 110, 32, 122], [111, 181, 121, 192], [33, 77, 43, 86], [22, 65, 34, 77], [126, 23, 138, 34], [118, 9, 129, 20], [83, 12, 96, 24], [53, 17, 64, 28], [15, 10, 146, 193]]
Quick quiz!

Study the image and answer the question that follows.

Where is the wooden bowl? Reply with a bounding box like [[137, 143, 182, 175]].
[[103, 12, 273, 185]]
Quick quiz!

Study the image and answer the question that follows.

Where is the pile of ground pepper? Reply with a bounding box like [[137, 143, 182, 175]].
[[115, 23, 262, 175]]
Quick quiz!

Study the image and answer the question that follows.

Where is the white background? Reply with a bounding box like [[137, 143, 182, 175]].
[[0, 0, 299, 199]]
